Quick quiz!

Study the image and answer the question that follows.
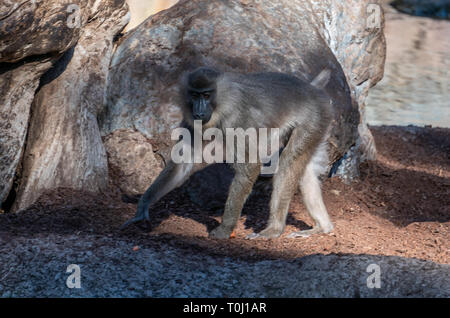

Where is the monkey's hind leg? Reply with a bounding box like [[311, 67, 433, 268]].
[[247, 128, 311, 240], [209, 163, 260, 239], [287, 143, 333, 238]]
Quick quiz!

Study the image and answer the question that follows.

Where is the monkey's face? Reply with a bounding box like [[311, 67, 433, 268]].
[[188, 89, 215, 123], [184, 67, 221, 124]]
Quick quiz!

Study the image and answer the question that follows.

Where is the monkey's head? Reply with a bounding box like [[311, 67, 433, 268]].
[[184, 67, 221, 124]]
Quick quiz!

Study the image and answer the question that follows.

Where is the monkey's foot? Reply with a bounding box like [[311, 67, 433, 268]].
[[246, 227, 283, 240], [209, 225, 233, 239], [287, 226, 331, 238]]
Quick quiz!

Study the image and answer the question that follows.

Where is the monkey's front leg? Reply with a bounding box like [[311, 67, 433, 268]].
[[209, 163, 261, 239], [120, 161, 200, 229]]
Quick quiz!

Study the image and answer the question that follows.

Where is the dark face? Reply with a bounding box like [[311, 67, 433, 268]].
[[188, 88, 215, 122], [185, 67, 220, 124]]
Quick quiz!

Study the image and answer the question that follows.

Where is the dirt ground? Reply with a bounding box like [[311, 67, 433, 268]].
[[0, 125, 449, 297]]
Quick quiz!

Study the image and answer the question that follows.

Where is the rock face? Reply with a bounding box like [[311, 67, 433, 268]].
[[1, 0, 130, 211], [1, 233, 449, 297], [103, 129, 164, 195], [100, 0, 386, 191], [316, 0, 386, 161]]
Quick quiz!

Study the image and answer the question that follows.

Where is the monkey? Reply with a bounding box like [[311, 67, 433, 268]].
[[121, 66, 334, 239]]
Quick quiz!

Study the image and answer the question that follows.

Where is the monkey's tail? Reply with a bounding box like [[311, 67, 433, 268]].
[[310, 69, 331, 89]]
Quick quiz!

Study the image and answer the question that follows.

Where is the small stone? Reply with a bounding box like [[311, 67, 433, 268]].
[[331, 190, 341, 196]]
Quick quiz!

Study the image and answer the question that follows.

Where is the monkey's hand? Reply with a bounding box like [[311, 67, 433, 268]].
[[119, 200, 150, 230]]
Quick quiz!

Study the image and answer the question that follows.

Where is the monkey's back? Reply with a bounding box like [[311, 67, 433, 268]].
[[217, 71, 332, 133]]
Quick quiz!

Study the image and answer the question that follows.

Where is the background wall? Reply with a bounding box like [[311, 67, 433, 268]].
[[125, 0, 179, 31]]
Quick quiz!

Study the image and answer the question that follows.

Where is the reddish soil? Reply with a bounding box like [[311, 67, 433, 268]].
[[1, 125, 448, 264]]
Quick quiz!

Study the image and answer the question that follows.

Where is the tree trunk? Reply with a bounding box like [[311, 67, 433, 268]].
[[2, 0, 129, 212]]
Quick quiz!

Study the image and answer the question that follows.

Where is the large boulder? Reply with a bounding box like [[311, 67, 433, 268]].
[[4, 0, 129, 212], [100, 0, 386, 195], [315, 0, 387, 161], [103, 129, 164, 195]]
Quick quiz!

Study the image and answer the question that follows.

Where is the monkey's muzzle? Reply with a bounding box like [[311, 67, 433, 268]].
[[192, 98, 212, 123]]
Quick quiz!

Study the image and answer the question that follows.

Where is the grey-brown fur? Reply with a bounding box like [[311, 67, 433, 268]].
[[122, 67, 334, 239]]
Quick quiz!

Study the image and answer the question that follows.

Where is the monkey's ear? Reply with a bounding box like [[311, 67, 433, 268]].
[[310, 69, 331, 89]]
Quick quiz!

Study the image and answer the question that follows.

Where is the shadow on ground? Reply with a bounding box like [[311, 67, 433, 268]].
[[0, 125, 448, 297]]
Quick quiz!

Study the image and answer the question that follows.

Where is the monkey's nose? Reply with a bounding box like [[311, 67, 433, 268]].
[[193, 113, 204, 120]]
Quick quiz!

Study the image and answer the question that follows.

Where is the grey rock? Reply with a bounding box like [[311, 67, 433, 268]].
[[103, 129, 164, 195], [314, 0, 387, 161], [0, 233, 448, 297]]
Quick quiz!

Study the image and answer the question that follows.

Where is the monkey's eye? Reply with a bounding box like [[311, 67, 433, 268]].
[[203, 93, 210, 99]]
